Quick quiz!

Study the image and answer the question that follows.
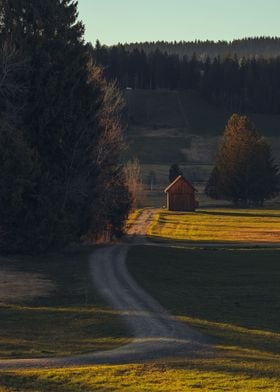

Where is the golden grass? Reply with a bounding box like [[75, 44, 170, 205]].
[[0, 269, 54, 303], [0, 353, 279, 391], [125, 208, 144, 228], [178, 314, 280, 356], [147, 208, 280, 243]]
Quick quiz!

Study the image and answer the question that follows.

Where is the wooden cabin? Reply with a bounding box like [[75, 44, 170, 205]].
[[164, 175, 198, 211]]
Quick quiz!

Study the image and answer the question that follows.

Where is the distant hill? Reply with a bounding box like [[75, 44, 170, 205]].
[[124, 89, 280, 185], [123, 37, 280, 59], [93, 39, 280, 115]]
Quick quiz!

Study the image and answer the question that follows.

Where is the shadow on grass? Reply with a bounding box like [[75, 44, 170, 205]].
[[0, 373, 77, 392], [145, 235, 280, 248], [170, 351, 280, 380], [0, 245, 130, 360], [196, 209, 280, 218]]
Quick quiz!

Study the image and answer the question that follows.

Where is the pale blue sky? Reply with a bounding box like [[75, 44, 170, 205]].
[[77, 0, 280, 45]]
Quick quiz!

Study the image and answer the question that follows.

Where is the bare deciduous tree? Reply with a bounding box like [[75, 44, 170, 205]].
[[124, 158, 143, 209]]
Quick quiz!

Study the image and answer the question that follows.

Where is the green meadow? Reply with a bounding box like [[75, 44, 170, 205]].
[[127, 245, 280, 391], [1, 210, 280, 391], [1, 246, 279, 391], [0, 247, 129, 359]]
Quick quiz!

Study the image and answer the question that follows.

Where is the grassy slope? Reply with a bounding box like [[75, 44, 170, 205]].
[[0, 246, 129, 359], [0, 359, 279, 392], [126, 245, 280, 391], [125, 89, 280, 166], [124, 89, 280, 203], [1, 209, 279, 390], [125, 89, 218, 167], [178, 90, 280, 137], [147, 208, 280, 243], [2, 246, 279, 391], [125, 89, 280, 138]]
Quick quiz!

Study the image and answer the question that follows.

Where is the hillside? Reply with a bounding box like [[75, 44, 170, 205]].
[[124, 89, 280, 188], [94, 43, 280, 115]]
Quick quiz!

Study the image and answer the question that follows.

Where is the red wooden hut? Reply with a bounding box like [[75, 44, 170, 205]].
[[164, 175, 198, 211]]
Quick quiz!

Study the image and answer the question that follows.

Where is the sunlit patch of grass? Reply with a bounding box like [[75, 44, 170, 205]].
[[1, 246, 280, 390], [0, 247, 130, 359], [126, 208, 144, 228], [147, 208, 280, 243], [178, 315, 280, 355], [0, 355, 279, 391]]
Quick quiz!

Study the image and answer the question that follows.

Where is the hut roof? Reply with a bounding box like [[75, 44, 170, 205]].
[[164, 175, 196, 193]]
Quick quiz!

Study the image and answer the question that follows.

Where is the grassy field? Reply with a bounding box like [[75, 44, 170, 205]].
[[124, 89, 280, 171], [126, 245, 280, 391], [1, 246, 279, 391], [0, 357, 279, 391], [147, 208, 280, 243], [129, 135, 192, 164], [0, 246, 129, 359], [125, 89, 280, 137], [1, 206, 280, 390]]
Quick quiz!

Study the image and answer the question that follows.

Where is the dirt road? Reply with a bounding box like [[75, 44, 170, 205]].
[[89, 244, 211, 359], [126, 208, 155, 238], [0, 209, 213, 370]]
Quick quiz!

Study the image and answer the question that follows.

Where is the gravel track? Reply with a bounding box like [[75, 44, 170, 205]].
[[0, 210, 212, 370]]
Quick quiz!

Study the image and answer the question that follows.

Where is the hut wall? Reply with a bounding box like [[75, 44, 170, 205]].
[[167, 178, 196, 211]]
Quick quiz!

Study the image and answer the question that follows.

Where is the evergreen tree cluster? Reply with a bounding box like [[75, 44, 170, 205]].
[[206, 114, 279, 207], [93, 42, 280, 115], [124, 37, 280, 59], [169, 164, 182, 183], [0, 0, 131, 253]]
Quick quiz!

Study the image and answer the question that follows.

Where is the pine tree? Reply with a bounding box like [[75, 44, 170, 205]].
[[0, 1, 131, 252], [206, 114, 279, 207], [169, 164, 182, 183], [0, 42, 40, 252]]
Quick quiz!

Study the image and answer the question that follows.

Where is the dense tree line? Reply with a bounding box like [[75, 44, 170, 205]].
[[123, 37, 280, 60], [206, 114, 279, 207], [0, 0, 131, 253], [92, 42, 280, 115]]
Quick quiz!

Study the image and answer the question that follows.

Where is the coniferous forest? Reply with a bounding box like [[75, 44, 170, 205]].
[[92, 39, 280, 115], [123, 37, 280, 59]]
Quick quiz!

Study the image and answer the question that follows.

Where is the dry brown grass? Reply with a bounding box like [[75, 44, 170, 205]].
[[0, 269, 55, 303]]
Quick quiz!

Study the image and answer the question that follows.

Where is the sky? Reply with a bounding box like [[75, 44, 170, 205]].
[[77, 0, 280, 45]]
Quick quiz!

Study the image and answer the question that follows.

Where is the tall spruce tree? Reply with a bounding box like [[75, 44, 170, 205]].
[[206, 114, 279, 207], [169, 164, 183, 183], [0, 42, 39, 252], [0, 0, 131, 253]]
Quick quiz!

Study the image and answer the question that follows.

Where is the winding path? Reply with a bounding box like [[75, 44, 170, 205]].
[[0, 210, 212, 370]]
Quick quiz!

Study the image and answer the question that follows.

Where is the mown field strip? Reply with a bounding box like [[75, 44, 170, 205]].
[[147, 209, 280, 243]]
